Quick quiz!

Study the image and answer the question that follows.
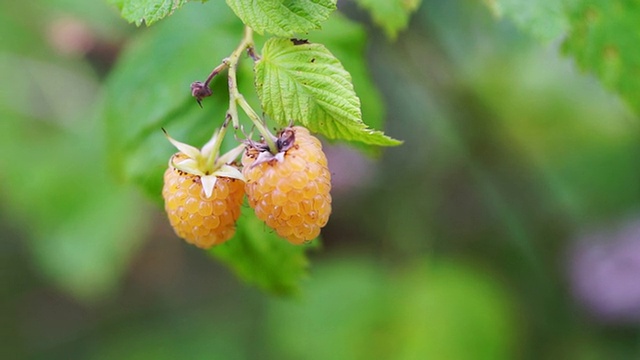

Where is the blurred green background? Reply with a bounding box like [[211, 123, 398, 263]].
[[1, 0, 640, 359]]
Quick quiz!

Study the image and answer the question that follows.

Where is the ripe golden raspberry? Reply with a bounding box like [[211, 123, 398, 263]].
[[163, 154, 244, 248], [161, 129, 245, 249], [242, 126, 332, 245]]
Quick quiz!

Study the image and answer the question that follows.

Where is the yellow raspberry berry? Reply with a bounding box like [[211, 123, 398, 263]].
[[163, 154, 244, 248], [161, 128, 245, 249], [242, 126, 332, 245]]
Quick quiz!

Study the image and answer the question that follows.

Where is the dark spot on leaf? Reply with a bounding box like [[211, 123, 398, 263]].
[[311, 58, 316, 63], [291, 38, 309, 45]]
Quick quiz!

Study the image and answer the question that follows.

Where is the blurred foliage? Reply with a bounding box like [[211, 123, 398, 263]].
[[354, 0, 423, 39], [563, 0, 640, 115], [267, 258, 515, 360], [108, 0, 197, 26], [0, 0, 149, 302], [492, 0, 640, 118], [1, 0, 640, 359], [486, 0, 568, 41]]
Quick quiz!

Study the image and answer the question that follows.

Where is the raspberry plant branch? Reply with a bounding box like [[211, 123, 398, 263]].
[[204, 62, 229, 89], [223, 26, 253, 128], [224, 26, 278, 154], [190, 25, 275, 157]]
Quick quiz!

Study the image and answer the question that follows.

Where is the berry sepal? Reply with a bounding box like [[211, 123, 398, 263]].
[[164, 128, 245, 198], [244, 126, 296, 168]]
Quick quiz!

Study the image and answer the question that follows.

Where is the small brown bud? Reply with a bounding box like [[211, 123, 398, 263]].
[[190, 81, 212, 107]]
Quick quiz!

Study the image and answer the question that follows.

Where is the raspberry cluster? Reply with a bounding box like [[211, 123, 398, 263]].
[[162, 126, 332, 248]]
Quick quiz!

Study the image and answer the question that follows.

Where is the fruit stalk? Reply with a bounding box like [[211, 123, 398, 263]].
[[226, 26, 278, 154]]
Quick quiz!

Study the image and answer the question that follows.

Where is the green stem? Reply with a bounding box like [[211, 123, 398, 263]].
[[204, 62, 229, 88], [226, 26, 278, 153], [237, 94, 277, 152]]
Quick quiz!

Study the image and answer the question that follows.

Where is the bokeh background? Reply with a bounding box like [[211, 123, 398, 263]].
[[2, 0, 640, 359]]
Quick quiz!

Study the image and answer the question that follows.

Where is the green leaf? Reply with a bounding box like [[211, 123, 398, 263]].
[[103, 2, 242, 201], [354, 0, 422, 39], [485, 0, 568, 41], [563, 0, 640, 116], [306, 13, 387, 155], [109, 0, 203, 26], [210, 205, 317, 295], [255, 38, 401, 146], [225, 0, 337, 37]]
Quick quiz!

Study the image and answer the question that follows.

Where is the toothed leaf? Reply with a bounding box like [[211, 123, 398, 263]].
[[225, 0, 337, 37], [255, 38, 401, 147], [109, 0, 206, 26]]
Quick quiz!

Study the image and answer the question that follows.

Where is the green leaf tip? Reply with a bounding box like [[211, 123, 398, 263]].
[[486, 0, 568, 42], [110, 0, 206, 26], [354, 0, 423, 39], [255, 38, 402, 147], [563, 0, 640, 115], [225, 0, 337, 37]]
